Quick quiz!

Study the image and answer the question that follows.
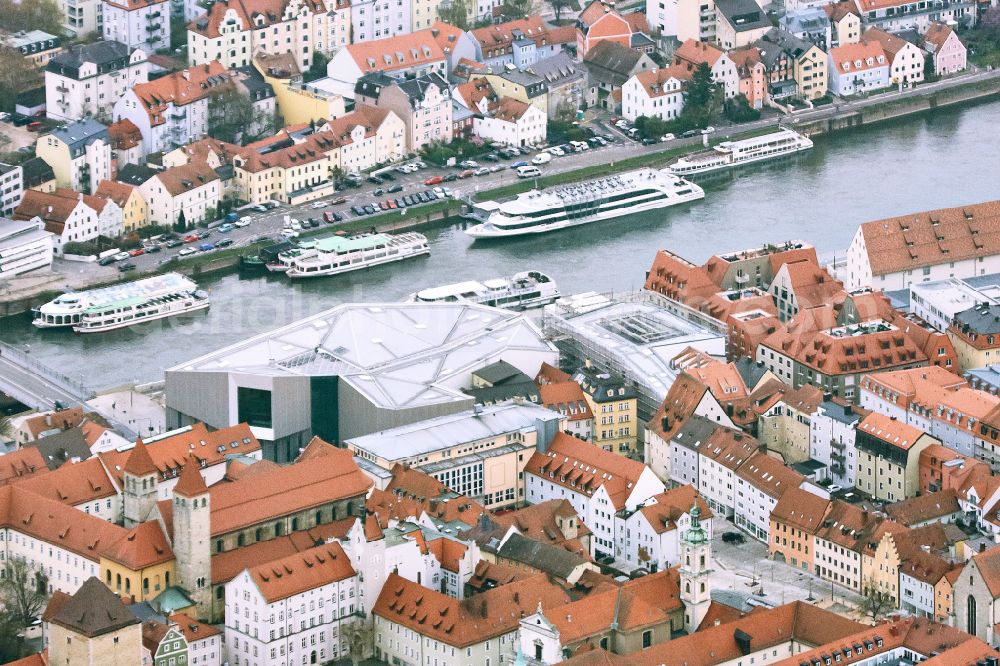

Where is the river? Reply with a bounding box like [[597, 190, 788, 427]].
[[4, 99, 1000, 390]]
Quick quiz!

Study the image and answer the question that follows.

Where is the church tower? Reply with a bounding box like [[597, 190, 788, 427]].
[[679, 502, 713, 634], [172, 455, 211, 619], [122, 438, 158, 527]]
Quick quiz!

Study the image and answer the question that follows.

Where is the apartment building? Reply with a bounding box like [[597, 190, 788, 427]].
[[0, 165, 25, 218], [470, 16, 573, 69], [187, 0, 350, 71], [768, 486, 831, 572], [35, 119, 113, 196], [137, 160, 221, 229], [526, 433, 664, 560], [2, 30, 62, 67], [13, 188, 121, 253], [923, 21, 966, 75], [45, 41, 149, 122], [102, 0, 170, 52], [225, 542, 360, 666], [575, 361, 639, 455], [854, 412, 938, 502], [474, 97, 546, 148], [853, 0, 975, 33], [672, 38, 738, 98], [354, 72, 452, 152], [621, 65, 686, 122], [615, 485, 713, 573], [863, 27, 925, 84], [0, 219, 53, 277], [114, 62, 233, 154]]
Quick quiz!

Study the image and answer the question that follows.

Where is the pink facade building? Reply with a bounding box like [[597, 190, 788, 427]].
[[923, 22, 966, 76]]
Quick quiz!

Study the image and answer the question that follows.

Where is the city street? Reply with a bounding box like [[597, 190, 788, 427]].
[[30, 65, 1000, 288], [710, 516, 864, 616]]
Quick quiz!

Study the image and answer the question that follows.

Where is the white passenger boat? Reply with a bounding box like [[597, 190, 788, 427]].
[[284, 232, 429, 278], [465, 168, 703, 239], [407, 271, 560, 310], [33, 272, 209, 333], [667, 128, 813, 176]]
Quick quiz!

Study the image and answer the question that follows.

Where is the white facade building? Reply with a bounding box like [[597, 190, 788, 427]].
[[0, 219, 54, 277], [0, 164, 24, 218], [525, 433, 665, 560], [614, 487, 713, 573], [809, 399, 860, 487], [45, 42, 148, 122], [349, 0, 412, 43], [473, 98, 546, 148], [827, 42, 890, 97], [224, 542, 361, 666], [102, 0, 170, 52], [622, 67, 685, 122]]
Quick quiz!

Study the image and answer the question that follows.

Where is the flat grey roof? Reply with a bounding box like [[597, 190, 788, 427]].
[[0, 218, 50, 249], [346, 401, 560, 460], [170, 302, 557, 410]]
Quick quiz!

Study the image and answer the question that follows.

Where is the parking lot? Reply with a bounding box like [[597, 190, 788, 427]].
[[68, 123, 686, 277]]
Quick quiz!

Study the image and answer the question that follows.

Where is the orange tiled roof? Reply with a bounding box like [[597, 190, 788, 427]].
[[249, 541, 355, 603], [425, 537, 467, 573], [112, 424, 259, 485], [0, 485, 127, 562], [637, 485, 712, 535], [101, 520, 174, 569], [131, 62, 232, 125], [208, 440, 371, 537], [674, 39, 724, 68], [632, 65, 689, 98], [527, 433, 651, 510], [13, 189, 92, 234], [863, 26, 915, 57], [373, 572, 570, 648], [644, 250, 719, 306], [345, 29, 446, 74], [778, 259, 845, 311], [152, 161, 220, 197], [0, 447, 49, 487], [492, 499, 593, 547], [493, 97, 532, 122], [470, 15, 570, 54], [211, 517, 357, 584], [823, 0, 860, 21], [94, 180, 136, 209], [539, 381, 593, 423], [169, 613, 222, 641], [108, 118, 142, 150], [13, 456, 115, 506], [830, 40, 887, 74], [857, 411, 927, 451], [189, 0, 327, 39], [770, 486, 830, 533], [859, 200, 1000, 276], [923, 21, 955, 49], [735, 451, 803, 499]]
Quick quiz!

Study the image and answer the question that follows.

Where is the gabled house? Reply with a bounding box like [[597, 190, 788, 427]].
[[354, 71, 452, 152], [922, 22, 966, 75], [864, 27, 926, 84]]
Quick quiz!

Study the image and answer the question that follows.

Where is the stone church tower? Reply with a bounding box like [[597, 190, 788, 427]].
[[172, 454, 212, 619], [680, 503, 713, 633]]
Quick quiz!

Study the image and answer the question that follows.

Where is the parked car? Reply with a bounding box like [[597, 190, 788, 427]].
[[395, 198, 407, 208], [547, 146, 565, 157], [661, 133, 676, 142], [510, 160, 529, 169], [424, 190, 438, 200], [218, 223, 235, 233], [641, 137, 657, 145], [483, 153, 500, 162], [234, 218, 251, 228], [701, 126, 716, 134], [424, 175, 444, 186], [279, 229, 299, 239], [26, 121, 44, 132], [442, 173, 458, 182], [199, 230, 212, 239], [352, 205, 366, 216], [215, 238, 234, 248], [722, 531, 746, 544], [388, 184, 403, 193], [307, 218, 321, 227], [199, 243, 214, 252], [113, 251, 130, 261], [118, 261, 137, 272], [367, 175, 384, 185], [363, 204, 376, 214], [128, 248, 145, 257], [145, 244, 161, 253], [457, 169, 475, 179], [412, 160, 427, 169], [178, 246, 197, 256], [165, 239, 183, 248], [373, 188, 385, 196], [681, 129, 700, 138], [98, 255, 116, 266], [488, 164, 504, 173], [531, 153, 551, 165], [459, 160, 479, 169], [474, 167, 490, 176]]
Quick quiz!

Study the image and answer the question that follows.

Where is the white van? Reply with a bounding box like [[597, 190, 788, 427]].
[[516, 165, 542, 178], [531, 152, 551, 165]]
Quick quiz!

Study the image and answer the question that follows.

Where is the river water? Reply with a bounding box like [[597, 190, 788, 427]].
[[4, 100, 1000, 390]]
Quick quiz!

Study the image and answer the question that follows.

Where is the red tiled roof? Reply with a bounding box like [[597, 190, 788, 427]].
[[0, 448, 49, 487], [345, 29, 446, 74], [637, 485, 712, 535], [249, 541, 355, 603], [102, 520, 174, 569], [131, 62, 232, 125]]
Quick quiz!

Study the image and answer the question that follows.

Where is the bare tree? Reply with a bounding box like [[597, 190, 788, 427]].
[[550, 0, 575, 22], [342, 618, 374, 666], [858, 579, 894, 623], [0, 559, 47, 629]]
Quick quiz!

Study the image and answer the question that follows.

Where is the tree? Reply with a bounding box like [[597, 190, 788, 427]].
[[550, 0, 574, 21], [341, 619, 374, 666], [633, 115, 671, 140], [305, 51, 330, 83], [0, 559, 47, 630], [174, 210, 188, 233], [553, 99, 577, 122], [207, 85, 279, 145], [0, 611, 25, 663], [681, 62, 719, 127], [723, 93, 760, 123], [0, 0, 65, 36], [0, 46, 42, 114], [437, 0, 470, 30], [498, 0, 538, 20], [0, 415, 12, 444], [858, 580, 894, 623]]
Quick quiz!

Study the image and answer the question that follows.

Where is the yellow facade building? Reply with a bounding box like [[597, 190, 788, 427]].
[[795, 43, 828, 100], [854, 412, 938, 502], [100, 521, 176, 603], [254, 53, 347, 126], [574, 360, 638, 455], [95, 180, 148, 233]]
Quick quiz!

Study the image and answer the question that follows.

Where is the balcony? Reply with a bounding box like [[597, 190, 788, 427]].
[[831, 451, 846, 464], [146, 10, 161, 19], [56, 84, 69, 93], [734, 273, 749, 285], [169, 109, 186, 120], [146, 22, 161, 32], [831, 438, 846, 450]]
